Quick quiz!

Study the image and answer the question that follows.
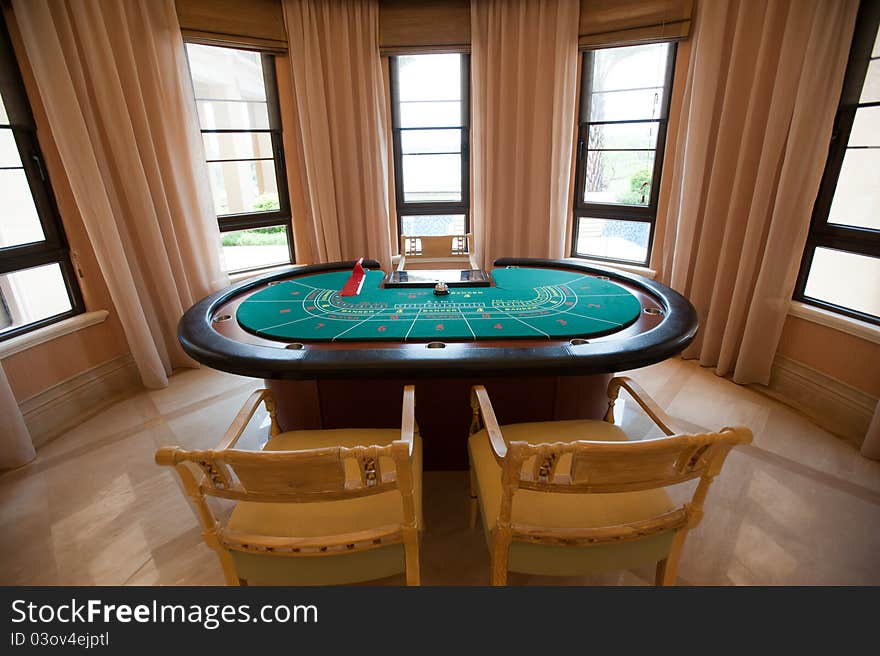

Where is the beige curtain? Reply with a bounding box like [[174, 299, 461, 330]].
[[12, 0, 227, 390], [281, 0, 393, 270], [659, 0, 858, 385], [863, 402, 880, 461], [0, 364, 34, 469], [471, 0, 580, 269]]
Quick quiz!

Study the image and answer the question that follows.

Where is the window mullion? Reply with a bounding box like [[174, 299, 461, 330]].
[[809, 227, 880, 256]]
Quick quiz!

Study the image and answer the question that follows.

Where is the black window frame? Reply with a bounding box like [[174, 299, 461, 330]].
[[389, 53, 471, 241], [184, 43, 294, 274], [571, 42, 677, 267], [0, 14, 83, 342], [793, 0, 880, 326]]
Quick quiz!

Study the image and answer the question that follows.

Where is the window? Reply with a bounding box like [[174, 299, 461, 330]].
[[572, 43, 676, 266], [389, 54, 470, 240], [0, 16, 82, 342], [794, 0, 880, 325], [185, 43, 293, 274]]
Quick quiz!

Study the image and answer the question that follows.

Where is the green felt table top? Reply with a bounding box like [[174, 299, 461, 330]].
[[235, 267, 642, 342]]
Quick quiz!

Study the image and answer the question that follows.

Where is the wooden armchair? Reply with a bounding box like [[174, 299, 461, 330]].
[[467, 378, 752, 585], [398, 233, 477, 270], [156, 386, 421, 586]]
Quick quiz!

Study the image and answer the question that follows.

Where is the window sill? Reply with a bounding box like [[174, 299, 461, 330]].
[[228, 264, 297, 284], [564, 257, 657, 280], [788, 301, 880, 345], [0, 310, 110, 359]]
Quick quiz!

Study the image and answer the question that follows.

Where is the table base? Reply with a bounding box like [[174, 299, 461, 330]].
[[265, 374, 613, 470]]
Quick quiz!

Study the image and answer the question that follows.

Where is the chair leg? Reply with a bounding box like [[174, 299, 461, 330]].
[[490, 552, 509, 586], [208, 539, 241, 586], [403, 527, 421, 586], [468, 462, 479, 529], [655, 559, 670, 586], [405, 560, 421, 586], [490, 531, 510, 586], [655, 531, 687, 586]]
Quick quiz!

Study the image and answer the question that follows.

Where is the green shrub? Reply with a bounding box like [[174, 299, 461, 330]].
[[251, 193, 280, 211], [616, 169, 652, 205], [221, 227, 288, 247]]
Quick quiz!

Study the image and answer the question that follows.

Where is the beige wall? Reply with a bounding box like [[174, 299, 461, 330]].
[[1, 7, 130, 402], [777, 316, 880, 398]]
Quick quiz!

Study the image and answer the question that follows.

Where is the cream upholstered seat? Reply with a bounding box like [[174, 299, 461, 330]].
[[468, 379, 752, 585], [156, 387, 421, 586], [469, 420, 676, 577]]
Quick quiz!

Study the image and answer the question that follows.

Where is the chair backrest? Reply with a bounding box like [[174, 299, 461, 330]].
[[156, 437, 418, 568], [497, 427, 751, 543], [511, 430, 745, 493], [159, 441, 412, 504], [400, 234, 472, 258]]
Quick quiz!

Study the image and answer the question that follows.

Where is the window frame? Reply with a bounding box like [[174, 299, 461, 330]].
[[571, 42, 677, 267], [388, 53, 471, 240], [184, 43, 295, 274], [0, 15, 83, 342], [793, 0, 880, 326]]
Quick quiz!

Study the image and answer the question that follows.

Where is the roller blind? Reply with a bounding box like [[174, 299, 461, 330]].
[[379, 0, 470, 55], [176, 0, 287, 51], [579, 0, 693, 49]]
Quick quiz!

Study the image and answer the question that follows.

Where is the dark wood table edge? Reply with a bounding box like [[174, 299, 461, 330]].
[[178, 258, 699, 380]]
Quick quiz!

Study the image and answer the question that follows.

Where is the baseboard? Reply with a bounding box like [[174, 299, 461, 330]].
[[18, 354, 142, 448], [753, 355, 877, 447]]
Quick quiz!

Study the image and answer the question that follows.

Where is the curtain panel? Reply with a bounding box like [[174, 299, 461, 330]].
[[0, 363, 34, 469], [470, 0, 580, 269], [864, 403, 880, 460], [12, 0, 227, 390], [281, 0, 393, 271], [658, 0, 859, 385]]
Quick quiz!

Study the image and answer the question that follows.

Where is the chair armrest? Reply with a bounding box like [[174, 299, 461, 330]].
[[155, 446, 180, 467], [399, 385, 416, 457], [606, 376, 689, 436], [214, 389, 279, 450], [470, 385, 507, 461]]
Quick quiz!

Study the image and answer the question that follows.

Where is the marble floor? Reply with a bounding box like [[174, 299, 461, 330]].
[[1, 358, 878, 586]]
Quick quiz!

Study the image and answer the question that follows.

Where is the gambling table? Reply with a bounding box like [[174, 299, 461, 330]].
[[179, 258, 698, 469]]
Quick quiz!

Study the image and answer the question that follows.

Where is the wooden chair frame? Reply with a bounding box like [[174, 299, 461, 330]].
[[468, 378, 752, 586], [397, 233, 477, 270], [156, 386, 421, 586]]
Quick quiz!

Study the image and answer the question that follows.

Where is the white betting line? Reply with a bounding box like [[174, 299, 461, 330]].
[[330, 310, 382, 342], [555, 305, 624, 327], [457, 307, 476, 341], [497, 307, 550, 339], [403, 307, 424, 342], [287, 279, 326, 293], [258, 314, 326, 332]]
